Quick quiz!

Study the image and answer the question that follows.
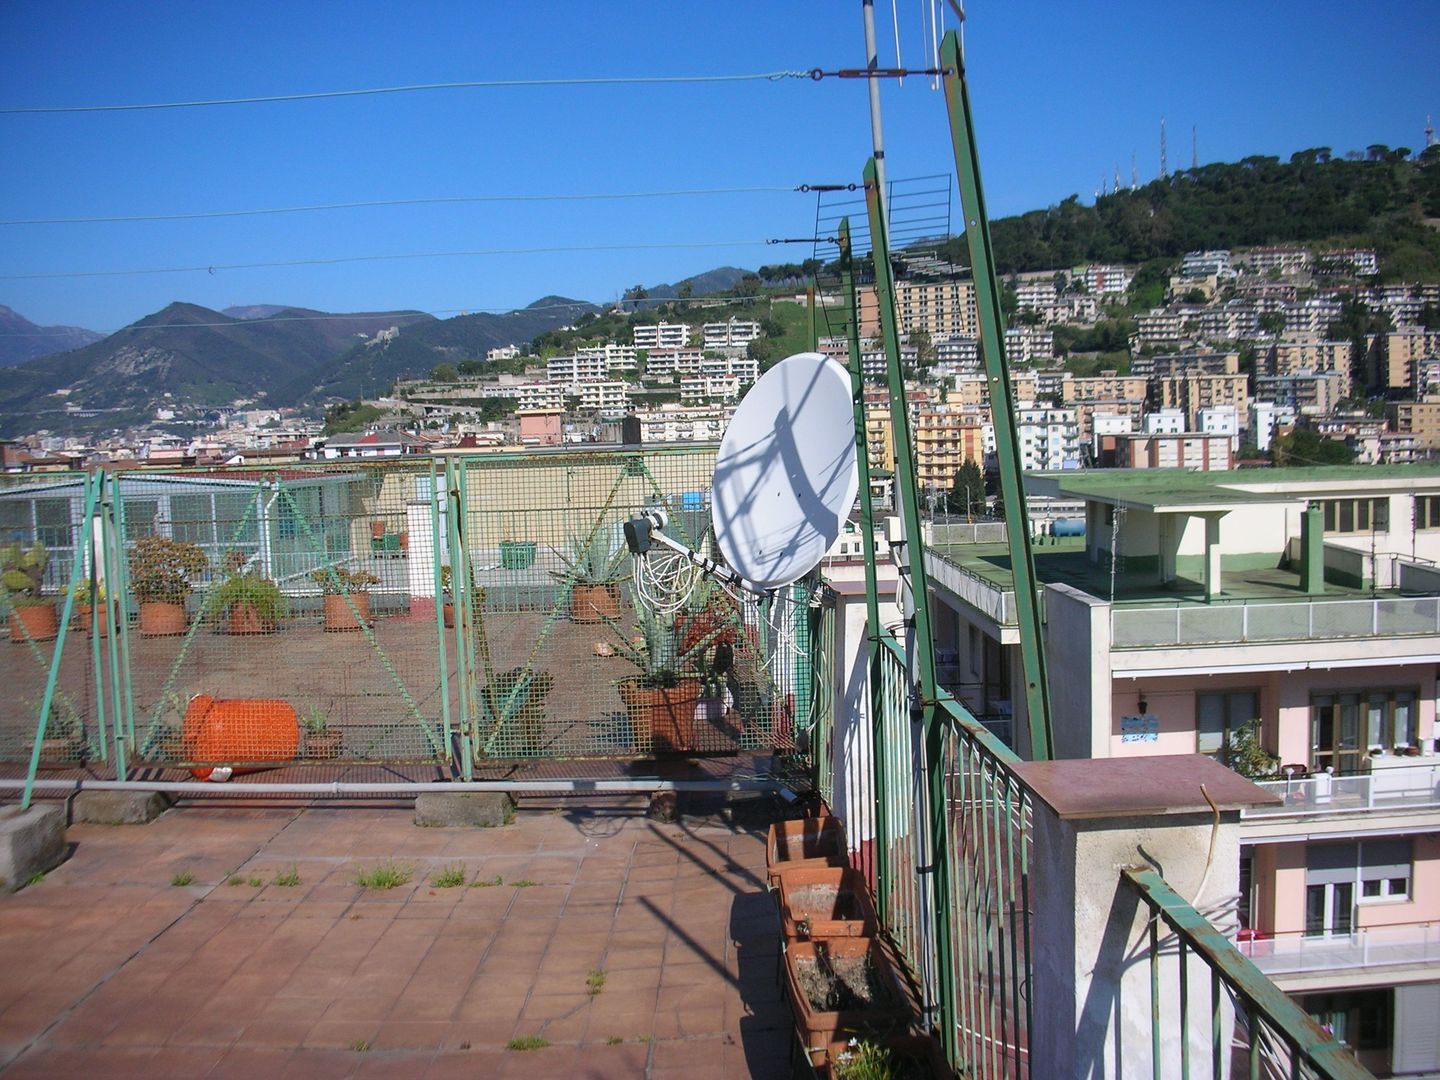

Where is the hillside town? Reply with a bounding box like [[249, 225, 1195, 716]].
[[6, 244, 1438, 508]]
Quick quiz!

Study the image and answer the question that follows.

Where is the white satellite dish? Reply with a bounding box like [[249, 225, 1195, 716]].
[[711, 352, 860, 591]]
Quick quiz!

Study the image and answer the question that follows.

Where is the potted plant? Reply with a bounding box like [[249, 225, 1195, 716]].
[[2, 541, 57, 643], [480, 667, 554, 756], [26, 698, 88, 764], [301, 707, 343, 760], [783, 937, 906, 1065], [214, 561, 286, 635], [130, 535, 207, 636], [777, 866, 878, 940], [440, 564, 487, 628], [608, 606, 723, 753], [310, 566, 380, 631], [676, 576, 742, 653], [68, 580, 113, 636], [550, 532, 628, 623]]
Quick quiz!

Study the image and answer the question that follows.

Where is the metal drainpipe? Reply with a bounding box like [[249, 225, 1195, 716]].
[[0, 778, 797, 796]]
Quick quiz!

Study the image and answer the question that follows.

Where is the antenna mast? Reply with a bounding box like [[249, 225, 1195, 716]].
[[1192, 124, 1198, 169], [861, 0, 890, 232], [1160, 116, 1169, 179], [1131, 152, 1138, 190], [1427, 115, 1436, 148]]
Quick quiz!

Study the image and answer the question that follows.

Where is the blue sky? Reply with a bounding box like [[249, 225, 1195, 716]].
[[1, 1, 1437, 333]]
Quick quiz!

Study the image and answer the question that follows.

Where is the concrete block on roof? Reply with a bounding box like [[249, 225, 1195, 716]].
[[414, 792, 515, 828], [0, 804, 66, 892], [72, 790, 174, 825]]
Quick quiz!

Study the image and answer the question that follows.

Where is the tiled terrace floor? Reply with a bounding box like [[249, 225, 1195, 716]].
[[0, 799, 793, 1078]]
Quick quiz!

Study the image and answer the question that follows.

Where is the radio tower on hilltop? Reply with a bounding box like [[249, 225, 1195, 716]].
[[1160, 117, 1169, 179], [1131, 152, 1138, 190], [1192, 125, 1198, 169], [1427, 115, 1436, 148]]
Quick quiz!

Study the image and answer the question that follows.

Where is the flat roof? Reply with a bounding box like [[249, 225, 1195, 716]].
[[1026, 464, 1440, 512]]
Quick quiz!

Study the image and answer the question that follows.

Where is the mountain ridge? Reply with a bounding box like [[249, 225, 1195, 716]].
[[0, 305, 104, 369]]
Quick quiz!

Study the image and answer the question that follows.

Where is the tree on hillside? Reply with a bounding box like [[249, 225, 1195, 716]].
[[1271, 427, 1356, 467], [948, 460, 985, 519], [431, 363, 458, 383]]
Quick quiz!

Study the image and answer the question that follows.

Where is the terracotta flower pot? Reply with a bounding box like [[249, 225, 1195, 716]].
[[777, 867, 878, 940], [766, 816, 849, 885], [305, 729, 343, 760], [782, 937, 906, 1063], [9, 602, 58, 643], [322, 592, 370, 632], [571, 583, 621, 624], [75, 604, 115, 638], [443, 601, 455, 628], [139, 600, 188, 636], [227, 603, 272, 635], [618, 677, 702, 753]]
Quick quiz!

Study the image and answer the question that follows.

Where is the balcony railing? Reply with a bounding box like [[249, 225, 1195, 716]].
[[1237, 921, 1440, 978], [1111, 595, 1440, 649], [1242, 762, 1440, 818]]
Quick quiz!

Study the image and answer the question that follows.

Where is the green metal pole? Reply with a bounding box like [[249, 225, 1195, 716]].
[[807, 282, 818, 352], [864, 156, 957, 1062], [86, 477, 109, 764], [839, 219, 890, 916], [429, 458, 453, 758], [110, 481, 134, 779], [22, 472, 100, 809], [940, 30, 1054, 761], [451, 458, 476, 780]]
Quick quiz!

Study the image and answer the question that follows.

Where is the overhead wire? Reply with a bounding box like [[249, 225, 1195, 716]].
[[0, 186, 802, 227], [0, 71, 814, 114]]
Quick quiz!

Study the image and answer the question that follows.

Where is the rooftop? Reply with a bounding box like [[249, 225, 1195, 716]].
[[0, 801, 791, 1078], [1025, 464, 1440, 512]]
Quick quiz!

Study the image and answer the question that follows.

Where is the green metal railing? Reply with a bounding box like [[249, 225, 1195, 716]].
[[1124, 868, 1374, 1080], [2, 449, 824, 791]]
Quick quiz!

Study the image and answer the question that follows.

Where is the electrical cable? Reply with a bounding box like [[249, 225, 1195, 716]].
[[0, 186, 800, 227], [0, 239, 772, 281], [0, 71, 814, 114]]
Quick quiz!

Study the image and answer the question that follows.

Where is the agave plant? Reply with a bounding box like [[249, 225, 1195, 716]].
[[607, 605, 724, 689], [0, 541, 49, 607], [549, 530, 629, 588]]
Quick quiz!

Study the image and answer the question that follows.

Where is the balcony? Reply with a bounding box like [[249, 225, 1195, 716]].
[[1111, 595, 1440, 648], [1241, 761, 1440, 819], [1238, 921, 1440, 979]]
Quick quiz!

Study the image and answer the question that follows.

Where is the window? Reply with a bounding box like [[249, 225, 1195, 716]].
[[1416, 495, 1440, 530], [1311, 688, 1417, 772], [1306, 840, 1412, 939], [1196, 690, 1261, 762], [1321, 498, 1389, 534]]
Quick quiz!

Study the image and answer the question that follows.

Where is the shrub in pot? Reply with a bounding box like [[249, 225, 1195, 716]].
[[67, 580, 114, 636], [480, 667, 554, 756], [549, 531, 627, 623], [214, 566, 286, 634], [783, 937, 906, 1064], [2, 541, 57, 643], [310, 566, 380, 631], [440, 564, 486, 628], [302, 707, 343, 760], [130, 536, 207, 636], [607, 606, 724, 753]]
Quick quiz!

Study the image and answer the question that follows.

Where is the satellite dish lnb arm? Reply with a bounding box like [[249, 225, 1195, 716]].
[[624, 509, 770, 598]]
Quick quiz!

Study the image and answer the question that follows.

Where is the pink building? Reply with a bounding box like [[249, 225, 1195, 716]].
[[517, 408, 563, 447], [925, 465, 1440, 1076]]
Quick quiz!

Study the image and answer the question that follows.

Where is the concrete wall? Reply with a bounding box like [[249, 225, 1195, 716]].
[[1044, 584, 1111, 759], [1030, 806, 1242, 1078]]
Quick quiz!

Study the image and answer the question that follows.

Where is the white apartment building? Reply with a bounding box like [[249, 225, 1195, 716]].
[[701, 318, 761, 349], [1014, 278, 1057, 310], [641, 347, 705, 379], [1243, 247, 1312, 275], [1284, 298, 1345, 336], [1117, 431, 1234, 470], [634, 404, 731, 443], [1249, 400, 1298, 452], [1143, 409, 1187, 435], [1016, 405, 1081, 471], [575, 343, 640, 375], [1317, 248, 1380, 277], [679, 375, 741, 404], [1081, 264, 1133, 294], [1181, 250, 1234, 279], [1003, 325, 1054, 365], [1197, 404, 1241, 448], [696, 355, 759, 383], [485, 344, 521, 362], [574, 381, 630, 414], [546, 353, 608, 383], [632, 322, 692, 350], [1135, 308, 1189, 349], [1197, 301, 1260, 342], [935, 337, 980, 369]]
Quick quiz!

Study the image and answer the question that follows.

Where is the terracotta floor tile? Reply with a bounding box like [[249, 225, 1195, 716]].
[[372, 1019, 451, 1051]]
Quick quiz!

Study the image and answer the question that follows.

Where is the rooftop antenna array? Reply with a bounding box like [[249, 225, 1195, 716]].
[[1161, 116, 1169, 179], [1192, 124, 1199, 169]]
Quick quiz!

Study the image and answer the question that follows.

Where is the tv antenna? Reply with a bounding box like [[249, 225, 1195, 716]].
[[623, 351, 860, 605]]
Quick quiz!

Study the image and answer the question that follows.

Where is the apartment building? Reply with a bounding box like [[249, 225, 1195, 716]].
[[1016, 406, 1081, 471], [1013, 278, 1057, 310], [701, 318, 762, 349], [1284, 297, 1344, 337], [1003, 324, 1054, 365], [679, 374, 741, 405], [1132, 349, 1239, 379], [1268, 339, 1353, 381], [1198, 404, 1241, 444], [935, 336, 980, 369], [913, 406, 990, 491], [572, 381, 630, 415], [632, 322, 691, 349], [923, 466, 1440, 1075], [1090, 412, 1136, 467], [1254, 372, 1350, 418], [1243, 246, 1312, 275], [891, 278, 980, 338], [1150, 372, 1250, 426], [640, 347, 705, 379], [575, 343, 640, 375], [1116, 431, 1234, 470], [1143, 409, 1187, 434], [1317, 248, 1381, 278], [632, 404, 730, 443], [546, 353, 608, 383], [1081, 264, 1133, 294], [1135, 307, 1192, 349], [1388, 398, 1440, 451], [1250, 400, 1299, 452], [1181, 250, 1235, 278], [1196, 301, 1261, 342], [1062, 373, 1148, 405], [1375, 331, 1440, 393]]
